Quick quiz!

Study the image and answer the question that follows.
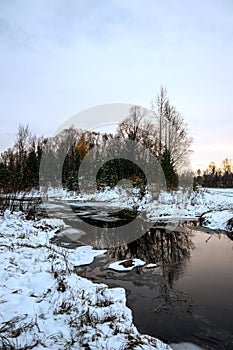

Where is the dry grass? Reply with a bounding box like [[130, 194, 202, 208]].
[[0, 315, 43, 349]]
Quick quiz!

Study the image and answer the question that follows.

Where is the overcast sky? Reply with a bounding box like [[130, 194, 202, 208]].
[[0, 0, 232, 170]]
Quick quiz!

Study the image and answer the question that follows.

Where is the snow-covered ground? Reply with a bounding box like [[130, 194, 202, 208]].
[[145, 188, 233, 225], [1, 187, 232, 349], [0, 211, 171, 349], [58, 186, 233, 231], [9, 186, 233, 231]]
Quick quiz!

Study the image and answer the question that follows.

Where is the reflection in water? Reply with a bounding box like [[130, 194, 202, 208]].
[[226, 231, 233, 241], [50, 202, 233, 349], [75, 229, 233, 350], [51, 203, 195, 286], [108, 226, 195, 287]]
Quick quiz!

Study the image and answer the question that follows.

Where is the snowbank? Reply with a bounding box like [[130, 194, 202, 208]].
[[200, 209, 233, 231], [145, 188, 233, 223], [17, 187, 233, 228], [0, 211, 171, 349], [1, 187, 232, 348], [60, 187, 233, 225]]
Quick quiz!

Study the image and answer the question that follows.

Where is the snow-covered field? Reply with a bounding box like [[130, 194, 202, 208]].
[[0, 210, 171, 350]]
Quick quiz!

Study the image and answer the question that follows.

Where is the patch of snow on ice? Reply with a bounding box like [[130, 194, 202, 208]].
[[109, 258, 146, 271], [146, 263, 158, 268]]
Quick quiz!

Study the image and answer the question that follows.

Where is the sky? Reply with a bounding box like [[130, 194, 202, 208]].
[[0, 0, 232, 171]]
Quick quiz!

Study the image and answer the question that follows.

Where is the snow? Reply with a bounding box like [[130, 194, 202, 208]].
[[58, 186, 233, 223], [19, 186, 233, 232], [145, 188, 233, 223], [108, 260, 159, 272], [59, 186, 233, 231], [200, 209, 233, 231], [0, 211, 172, 349], [1, 187, 232, 348], [146, 263, 158, 268], [109, 258, 146, 271]]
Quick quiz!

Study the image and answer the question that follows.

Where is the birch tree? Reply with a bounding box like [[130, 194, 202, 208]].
[[151, 86, 192, 169]]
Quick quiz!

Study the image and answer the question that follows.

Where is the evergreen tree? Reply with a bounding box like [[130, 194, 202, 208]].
[[160, 149, 178, 190]]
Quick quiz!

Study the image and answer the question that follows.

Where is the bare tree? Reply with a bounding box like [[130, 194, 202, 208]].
[[152, 86, 168, 158], [151, 86, 192, 169], [117, 105, 147, 142], [14, 124, 31, 166]]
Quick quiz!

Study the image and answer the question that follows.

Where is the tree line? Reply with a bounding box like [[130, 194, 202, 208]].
[[194, 159, 233, 188], [0, 87, 193, 195]]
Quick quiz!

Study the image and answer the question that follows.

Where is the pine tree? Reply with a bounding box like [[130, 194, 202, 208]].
[[160, 149, 178, 190]]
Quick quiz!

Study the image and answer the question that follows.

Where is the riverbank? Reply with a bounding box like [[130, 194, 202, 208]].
[[1, 187, 233, 349], [0, 210, 171, 349], [51, 186, 233, 230]]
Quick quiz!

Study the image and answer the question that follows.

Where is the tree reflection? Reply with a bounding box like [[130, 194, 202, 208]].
[[50, 202, 195, 287], [108, 225, 195, 287], [60, 209, 152, 249]]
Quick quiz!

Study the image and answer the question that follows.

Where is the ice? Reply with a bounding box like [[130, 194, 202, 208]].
[[109, 258, 146, 271], [146, 263, 158, 268]]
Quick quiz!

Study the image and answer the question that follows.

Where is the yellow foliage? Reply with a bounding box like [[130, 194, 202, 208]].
[[76, 134, 89, 160], [129, 175, 143, 185]]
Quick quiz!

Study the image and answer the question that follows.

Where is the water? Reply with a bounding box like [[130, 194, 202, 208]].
[[50, 202, 233, 349], [174, 231, 233, 335]]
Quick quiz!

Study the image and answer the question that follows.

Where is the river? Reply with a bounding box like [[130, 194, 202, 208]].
[[49, 200, 233, 350]]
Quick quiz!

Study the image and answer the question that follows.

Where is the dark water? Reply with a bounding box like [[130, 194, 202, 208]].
[[50, 202, 233, 350]]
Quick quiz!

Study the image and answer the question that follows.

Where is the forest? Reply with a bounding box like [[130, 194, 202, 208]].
[[0, 87, 232, 198]]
